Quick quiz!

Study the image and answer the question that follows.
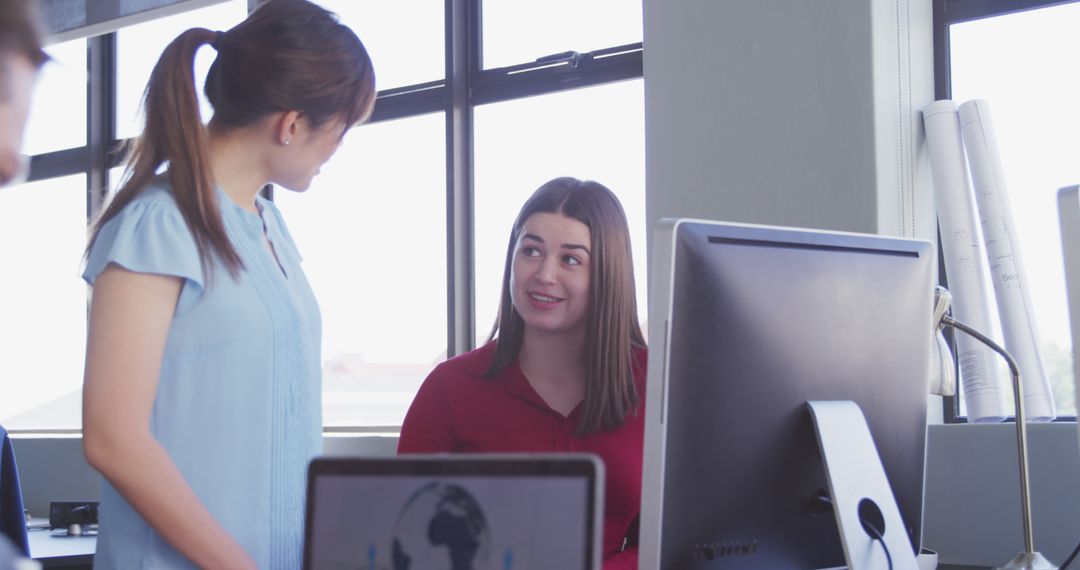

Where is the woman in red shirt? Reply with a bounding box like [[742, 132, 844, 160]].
[[398, 176, 647, 570]]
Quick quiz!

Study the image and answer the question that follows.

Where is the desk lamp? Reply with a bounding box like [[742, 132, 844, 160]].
[[934, 286, 1055, 570]]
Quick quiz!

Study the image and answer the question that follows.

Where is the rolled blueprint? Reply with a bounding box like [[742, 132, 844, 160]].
[[924, 100, 1009, 422], [958, 99, 1056, 421]]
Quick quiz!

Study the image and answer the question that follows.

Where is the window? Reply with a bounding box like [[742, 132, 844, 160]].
[[275, 114, 447, 428], [482, 1, 643, 69], [313, 1, 444, 91], [9, 1, 644, 432], [115, 0, 247, 140], [0, 175, 89, 430], [945, 1, 1080, 417], [268, 2, 447, 428], [473, 80, 647, 346], [21, 39, 86, 156]]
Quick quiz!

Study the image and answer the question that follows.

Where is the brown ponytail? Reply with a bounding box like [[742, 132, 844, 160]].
[[88, 0, 376, 280], [98, 28, 237, 278]]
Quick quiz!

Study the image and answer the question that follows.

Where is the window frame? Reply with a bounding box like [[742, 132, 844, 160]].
[[16, 0, 643, 434]]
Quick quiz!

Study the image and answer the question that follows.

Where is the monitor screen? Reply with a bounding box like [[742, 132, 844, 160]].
[[304, 455, 601, 570], [639, 220, 935, 569]]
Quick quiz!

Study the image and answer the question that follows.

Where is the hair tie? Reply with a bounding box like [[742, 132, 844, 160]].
[[211, 31, 225, 51]]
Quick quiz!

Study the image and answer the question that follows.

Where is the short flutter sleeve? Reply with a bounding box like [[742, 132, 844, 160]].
[[83, 193, 206, 314]]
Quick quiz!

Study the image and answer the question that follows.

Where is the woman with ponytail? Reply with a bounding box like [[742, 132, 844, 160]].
[[80, 1, 375, 567]]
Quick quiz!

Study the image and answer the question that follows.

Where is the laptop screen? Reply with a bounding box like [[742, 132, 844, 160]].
[[303, 454, 603, 570]]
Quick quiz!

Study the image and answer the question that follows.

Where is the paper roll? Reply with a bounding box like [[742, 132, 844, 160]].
[[958, 99, 1056, 421], [923, 100, 1009, 422]]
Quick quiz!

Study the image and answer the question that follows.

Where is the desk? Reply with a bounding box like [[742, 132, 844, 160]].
[[22, 529, 988, 570], [27, 529, 95, 569]]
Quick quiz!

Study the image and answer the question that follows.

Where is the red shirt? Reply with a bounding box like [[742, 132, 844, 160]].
[[398, 342, 647, 570]]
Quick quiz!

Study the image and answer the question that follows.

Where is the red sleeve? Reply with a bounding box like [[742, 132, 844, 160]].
[[397, 364, 457, 453], [603, 548, 638, 570]]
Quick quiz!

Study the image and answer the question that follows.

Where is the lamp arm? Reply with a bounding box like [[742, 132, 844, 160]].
[[940, 314, 1035, 556]]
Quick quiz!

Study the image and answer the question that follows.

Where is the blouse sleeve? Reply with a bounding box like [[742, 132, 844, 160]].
[[397, 364, 458, 453], [83, 197, 205, 314]]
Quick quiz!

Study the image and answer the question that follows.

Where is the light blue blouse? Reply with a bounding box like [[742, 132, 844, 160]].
[[83, 179, 322, 569]]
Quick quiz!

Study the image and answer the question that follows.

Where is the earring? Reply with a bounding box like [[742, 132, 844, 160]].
[[284, 138, 291, 145]]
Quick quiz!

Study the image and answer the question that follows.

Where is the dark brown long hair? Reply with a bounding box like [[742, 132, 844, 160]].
[[486, 177, 646, 434], [87, 0, 376, 279]]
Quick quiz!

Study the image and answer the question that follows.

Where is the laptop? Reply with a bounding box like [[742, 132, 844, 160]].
[[302, 454, 605, 570]]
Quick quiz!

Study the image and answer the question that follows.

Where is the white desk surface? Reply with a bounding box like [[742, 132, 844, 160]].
[[27, 524, 96, 563]]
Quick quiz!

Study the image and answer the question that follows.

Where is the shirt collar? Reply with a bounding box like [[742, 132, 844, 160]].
[[216, 186, 269, 237], [501, 359, 583, 423]]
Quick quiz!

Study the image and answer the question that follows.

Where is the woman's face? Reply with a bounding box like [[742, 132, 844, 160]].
[[274, 115, 349, 192], [510, 212, 592, 338]]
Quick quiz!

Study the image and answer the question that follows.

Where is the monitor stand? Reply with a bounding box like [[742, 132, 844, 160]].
[[807, 400, 920, 570]]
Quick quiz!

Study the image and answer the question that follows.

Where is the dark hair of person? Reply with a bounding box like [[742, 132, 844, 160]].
[[87, 0, 376, 279], [0, 0, 49, 96], [486, 177, 646, 434]]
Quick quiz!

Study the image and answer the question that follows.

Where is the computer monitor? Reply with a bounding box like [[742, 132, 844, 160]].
[[1058, 186, 1080, 450], [639, 220, 935, 569]]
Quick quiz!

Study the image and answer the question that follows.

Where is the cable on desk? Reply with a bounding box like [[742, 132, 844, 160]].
[[1060, 538, 1080, 569]]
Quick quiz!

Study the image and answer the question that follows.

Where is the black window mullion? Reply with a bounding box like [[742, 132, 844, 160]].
[[472, 44, 643, 106], [87, 33, 117, 221], [933, 0, 951, 101], [932, 0, 956, 422], [369, 82, 445, 124], [26, 148, 89, 184], [445, 0, 477, 357], [941, 0, 1079, 23], [471, 0, 482, 76]]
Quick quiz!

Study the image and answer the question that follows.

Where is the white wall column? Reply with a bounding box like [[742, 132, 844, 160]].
[[644, 0, 935, 241]]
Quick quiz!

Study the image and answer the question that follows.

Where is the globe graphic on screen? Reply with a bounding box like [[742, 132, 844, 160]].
[[391, 482, 492, 570]]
